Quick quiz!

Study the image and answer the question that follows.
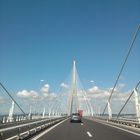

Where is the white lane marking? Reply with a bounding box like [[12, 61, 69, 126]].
[[81, 123, 83, 125], [31, 118, 69, 140], [6, 136, 17, 140], [87, 131, 93, 137], [94, 120, 140, 137]]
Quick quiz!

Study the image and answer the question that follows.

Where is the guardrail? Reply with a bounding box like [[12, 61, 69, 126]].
[[0, 117, 66, 140], [87, 116, 140, 128], [109, 118, 140, 128]]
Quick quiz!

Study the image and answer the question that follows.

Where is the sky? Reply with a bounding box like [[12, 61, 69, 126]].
[[0, 0, 140, 114]]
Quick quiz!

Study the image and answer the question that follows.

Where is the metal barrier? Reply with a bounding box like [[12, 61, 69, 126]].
[[87, 116, 140, 128], [109, 118, 140, 128], [0, 117, 66, 140]]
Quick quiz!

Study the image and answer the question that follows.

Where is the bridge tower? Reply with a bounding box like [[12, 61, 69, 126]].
[[69, 61, 79, 115]]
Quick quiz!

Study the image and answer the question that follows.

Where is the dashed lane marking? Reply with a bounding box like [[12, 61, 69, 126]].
[[87, 131, 93, 137]]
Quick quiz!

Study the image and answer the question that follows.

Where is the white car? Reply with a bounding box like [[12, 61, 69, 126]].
[[70, 113, 82, 123]]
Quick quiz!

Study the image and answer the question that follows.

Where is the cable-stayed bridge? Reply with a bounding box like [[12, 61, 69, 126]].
[[0, 25, 140, 139], [0, 60, 140, 140]]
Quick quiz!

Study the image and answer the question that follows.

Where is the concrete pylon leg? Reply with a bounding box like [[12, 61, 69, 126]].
[[98, 106, 101, 116], [134, 88, 140, 123], [2, 117, 5, 123], [28, 106, 32, 119], [48, 109, 51, 118], [107, 101, 112, 120], [16, 116, 18, 122], [42, 107, 45, 118], [7, 101, 15, 122]]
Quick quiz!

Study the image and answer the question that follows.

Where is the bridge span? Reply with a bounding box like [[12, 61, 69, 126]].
[[0, 60, 140, 140], [31, 117, 140, 140]]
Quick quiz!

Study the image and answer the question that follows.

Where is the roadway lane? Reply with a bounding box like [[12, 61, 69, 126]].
[[84, 118, 140, 140], [35, 118, 140, 140], [35, 119, 90, 140]]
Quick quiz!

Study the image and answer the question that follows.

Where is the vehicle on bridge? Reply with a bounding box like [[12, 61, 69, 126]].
[[70, 113, 82, 123], [78, 110, 83, 117]]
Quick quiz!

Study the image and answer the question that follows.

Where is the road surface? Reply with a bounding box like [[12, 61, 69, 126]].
[[32, 118, 140, 140]]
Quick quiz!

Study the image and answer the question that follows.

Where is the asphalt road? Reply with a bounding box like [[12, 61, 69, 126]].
[[35, 118, 140, 140]]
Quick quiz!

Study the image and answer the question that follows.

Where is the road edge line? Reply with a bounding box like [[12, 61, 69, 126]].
[[92, 119, 140, 137], [31, 118, 69, 140]]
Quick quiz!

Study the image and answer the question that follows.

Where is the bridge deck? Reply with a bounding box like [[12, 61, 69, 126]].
[[32, 118, 140, 140]]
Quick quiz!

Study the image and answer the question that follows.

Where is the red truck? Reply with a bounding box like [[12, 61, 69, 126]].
[[78, 110, 83, 117]]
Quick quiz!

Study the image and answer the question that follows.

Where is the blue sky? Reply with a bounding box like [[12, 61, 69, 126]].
[[0, 0, 140, 95]]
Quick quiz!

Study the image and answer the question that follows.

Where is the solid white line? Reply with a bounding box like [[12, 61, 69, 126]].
[[31, 118, 69, 140], [87, 131, 93, 137], [6, 136, 17, 140], [94, 120, 140, 137]]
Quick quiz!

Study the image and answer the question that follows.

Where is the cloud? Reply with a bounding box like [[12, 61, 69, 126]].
[[41, 84, 50, 94], [117, 83, 126, 90], [87, 85, 130, 101], [44, 93, 57, 100], [86, 84, 137, 114], [41, 84, 57, 100], [88, 86, 110, 98], [0, 96, 4, 104], [60, 83, 69, 89], [17, 90, 39, 100], [90, 80, 94, 83], [89, 86, 99, 92], [16, 83, 57, 102], [112, 92, 130, 101]]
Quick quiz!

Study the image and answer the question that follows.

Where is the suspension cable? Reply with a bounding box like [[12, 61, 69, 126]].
[[0, 82, 27, 116], [102, 25, 140, 115], [116, 81, 140, 119]]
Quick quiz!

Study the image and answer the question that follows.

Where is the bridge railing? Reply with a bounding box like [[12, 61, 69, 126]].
[[0, 113, 64, 125], [0, 116, 67, 140], [87, 116, 140, 128], [109, 117, 140, 128]]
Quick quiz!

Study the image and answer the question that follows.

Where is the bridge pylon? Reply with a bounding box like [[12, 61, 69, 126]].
[[68, 61, 79, 115]]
